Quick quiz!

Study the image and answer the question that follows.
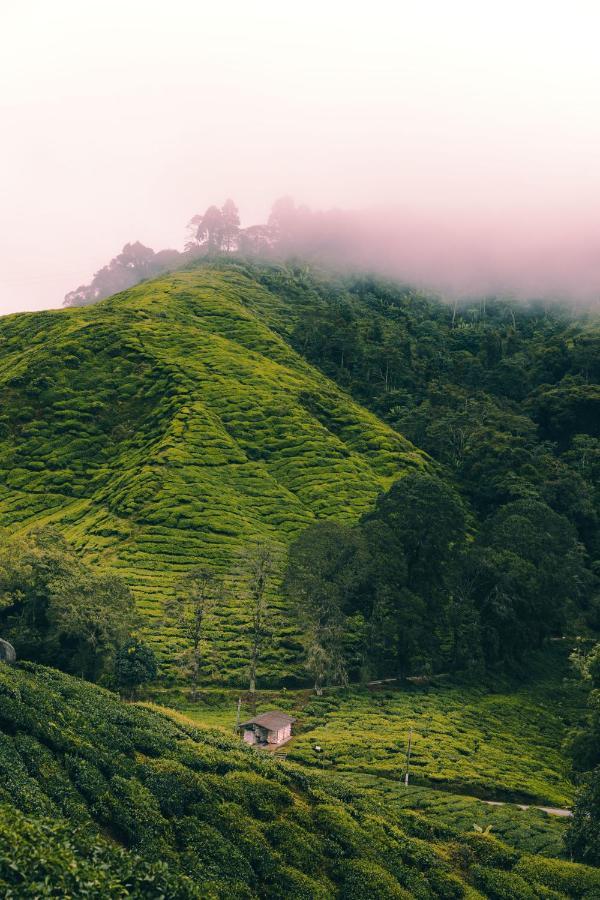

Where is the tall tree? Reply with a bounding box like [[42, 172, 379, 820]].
[[166, 568, 224, 699], [191, 205, 224, 252], [114, 637, 158, 698], [361, 472, 469, 673], [468, 500, 589, 663], [284, 522, 365, 694], [47, 569, 134, 681], [220, 199, 240, 253], [237, 542, 281, 694]]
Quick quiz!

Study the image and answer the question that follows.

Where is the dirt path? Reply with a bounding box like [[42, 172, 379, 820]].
[[483, 800, 573, 818]]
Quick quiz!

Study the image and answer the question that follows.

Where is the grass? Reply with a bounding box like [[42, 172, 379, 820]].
[[0, 266, 425, 680]]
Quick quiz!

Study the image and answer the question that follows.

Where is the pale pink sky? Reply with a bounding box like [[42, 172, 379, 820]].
[[2, 1, 600, 313]]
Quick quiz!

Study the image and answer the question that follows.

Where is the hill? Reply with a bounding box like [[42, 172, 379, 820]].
[[0, 266, 425, 680], [3, 659, 600, 898]]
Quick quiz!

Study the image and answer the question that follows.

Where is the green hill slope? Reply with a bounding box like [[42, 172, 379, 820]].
[[0, 267, 424, 679], [3, 660, 600, 898]]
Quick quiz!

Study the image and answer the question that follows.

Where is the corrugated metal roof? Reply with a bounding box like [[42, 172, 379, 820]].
[[240, 710, 296, 731]]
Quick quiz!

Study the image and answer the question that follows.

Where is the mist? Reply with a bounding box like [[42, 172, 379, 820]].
[[2, 1, 600, 314]]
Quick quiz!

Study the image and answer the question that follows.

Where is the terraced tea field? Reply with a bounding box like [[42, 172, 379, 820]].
[[169, 648, 586, 809], [285, 683, 579, 807], [0, 266, 425, 679], [352, 779, 570, 859]]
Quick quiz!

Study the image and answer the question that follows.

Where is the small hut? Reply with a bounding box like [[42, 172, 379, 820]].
[[240, 711, 295, 747], [0, 639, 16, 664]]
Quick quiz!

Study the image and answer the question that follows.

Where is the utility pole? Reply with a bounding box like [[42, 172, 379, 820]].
[[235, 696, 241, 734], [404, 728, 413, 787], [314, 744, 325, 771]]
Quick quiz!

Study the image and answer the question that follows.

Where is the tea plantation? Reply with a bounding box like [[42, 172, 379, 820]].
[[0, 266, 425, 680], [3, 660, 600, 898], [285, 681, 578, 807]]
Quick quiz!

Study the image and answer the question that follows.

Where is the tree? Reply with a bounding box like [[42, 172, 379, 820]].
[[114, 637, 158, 697], [284, 523, 365, 694], [191, 205, 225, 252], [64, 242, 178, 307], [220, 199, 240, 253], [0, 528, 134, 680], [48, 569, 134, 681], [0, 527, 74, 660], [360, 472, 469, 673], [237, 224, 275, 256], [469, 500, 589, 664], [237, 541, 281, 694], [566, 767, 600, 865], [166, 568, 224, 699]]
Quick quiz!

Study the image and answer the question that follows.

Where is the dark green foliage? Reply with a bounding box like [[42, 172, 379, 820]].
[[336, 859, 412, 898], [514, 854, 600, 898], [114, 636, 158, 695], [249, 264, 599, 656], [0, 805, 199, 898], [284, 472, 477, 682], [284, 522, 367, 690], [285, 439, 593, 679], [471, 864, 539, 899], [567, 766, 600, 866], [466, 499, 589, 665], [460, 833, 520, 870], [0, 528, 134, 680]]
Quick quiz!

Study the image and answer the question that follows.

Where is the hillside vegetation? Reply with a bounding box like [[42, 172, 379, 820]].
[[3, 660, 600, 898], [0, 267, 424, 680]]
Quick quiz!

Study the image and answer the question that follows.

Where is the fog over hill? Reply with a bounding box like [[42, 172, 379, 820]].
[[3, 2, 600, 314]]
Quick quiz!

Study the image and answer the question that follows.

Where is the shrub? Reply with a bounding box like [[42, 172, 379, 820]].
[[223, 771, 294, 820], [313, 804, 369, 857], [471, 864, 539, 899], [515, 854, 600, 898], [460, 833, 519, 870], [105, 775, 172, 856], [139, 758, 211, 816], [265, 817, 324, 874], [174, 817, 253, 883], [336, 859, 412, 899], [266, 865, 332, 899], [0, 804, 199, 899]]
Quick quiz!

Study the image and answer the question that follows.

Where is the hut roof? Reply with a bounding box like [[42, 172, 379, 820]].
[[240, 711, 296, 731]]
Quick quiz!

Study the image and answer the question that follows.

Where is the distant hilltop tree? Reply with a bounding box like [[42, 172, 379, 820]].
[[62, 196, 364, 308], [187, 199, 240, 253], [63, 242, 181, 307]]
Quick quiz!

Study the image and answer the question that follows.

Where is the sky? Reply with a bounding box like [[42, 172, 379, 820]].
[[1, 0, 600, 313]]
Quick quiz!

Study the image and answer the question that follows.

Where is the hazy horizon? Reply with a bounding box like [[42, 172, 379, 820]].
[[2, 1, 600, 314]]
